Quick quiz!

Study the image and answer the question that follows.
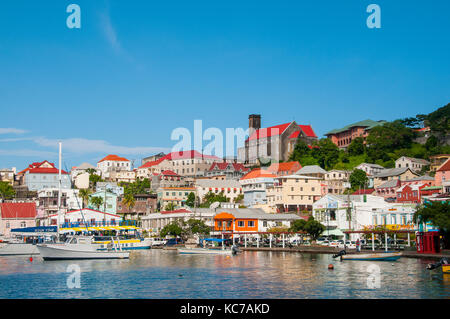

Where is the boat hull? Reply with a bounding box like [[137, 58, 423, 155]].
[[0, 243, 40, 256], [178, 248, 233, 255], [342, 252, 402, 261], [443, 265, 450, 274], [37, 244, 129, 260]]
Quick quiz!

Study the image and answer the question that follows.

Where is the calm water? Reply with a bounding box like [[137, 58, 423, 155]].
[[0, 250, 449, 299]]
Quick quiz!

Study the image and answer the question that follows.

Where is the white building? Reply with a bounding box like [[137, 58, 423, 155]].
[[395, 156, 430, 173], [49, 208, 123, 226], [312, 194, 416, 240], [195, 179, 243, 203], [239, 169, 276, 207], [356, 163, 385, 176], [97, 155, 131, 178]]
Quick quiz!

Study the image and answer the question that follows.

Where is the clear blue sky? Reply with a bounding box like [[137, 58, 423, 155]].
[[0, 0, 449, 170]]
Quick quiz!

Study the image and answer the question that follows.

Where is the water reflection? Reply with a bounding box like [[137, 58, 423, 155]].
[[0, 250, 449, 299]]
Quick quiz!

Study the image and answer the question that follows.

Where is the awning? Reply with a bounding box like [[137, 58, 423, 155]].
[[324, 229, 345, 237]]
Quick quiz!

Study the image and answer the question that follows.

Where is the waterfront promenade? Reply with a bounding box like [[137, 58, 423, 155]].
[[240, 246, 450, 259]]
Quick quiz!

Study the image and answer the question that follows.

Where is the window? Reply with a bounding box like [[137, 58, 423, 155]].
[[247, 221, 255, 227], [21, 221, 26, 228], [238, 221, 244, 227]]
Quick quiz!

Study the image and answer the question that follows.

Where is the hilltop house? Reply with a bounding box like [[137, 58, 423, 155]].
[[325, 119, 386, 149], [395, 156, 429, 173], [17, 161, 71, 191]]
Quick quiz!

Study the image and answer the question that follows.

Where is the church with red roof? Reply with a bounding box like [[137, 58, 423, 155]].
[[237, 114, 317, 165]]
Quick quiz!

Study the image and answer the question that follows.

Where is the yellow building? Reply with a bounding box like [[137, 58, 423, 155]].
[[373, 168, 419, 188], [266, 174, 322, 213], [157, 187, 197, 210]]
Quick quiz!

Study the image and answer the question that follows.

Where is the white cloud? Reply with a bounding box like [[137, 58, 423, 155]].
[[0, 128, 27, 135], [33, 137, 170, 156]]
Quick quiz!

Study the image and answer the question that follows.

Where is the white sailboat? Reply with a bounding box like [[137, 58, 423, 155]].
[[36, 142, 129, 260]]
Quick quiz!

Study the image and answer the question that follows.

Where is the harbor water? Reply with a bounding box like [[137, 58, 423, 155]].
[[0, 250, 449, 299]]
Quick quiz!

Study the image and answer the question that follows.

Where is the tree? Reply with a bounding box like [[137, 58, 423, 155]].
[[160, 221, 183, 238], [123, 193, 136, 213], [414, 201, 450, 248], [164, 202, 176, 211], [289, 219, 307, 232], [90, 196, 104, 211], [366, 121, 415, 162], [89, 174, 104, 189], [0, 181, 15, 200], [200, 191, 229, 208], [234, 194, 244, 204], [349, 169, 369, 191], [122, 178, 151, 195], [347, 137, 366, 156], [186, 218, 210, 237], [304, 216, 326, 240], [185, 192, 196, 208], [78, 188, 91, 208], [310, 139, 340, 170]]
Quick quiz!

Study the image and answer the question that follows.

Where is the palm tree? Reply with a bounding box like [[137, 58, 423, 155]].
[[79, 188, 91, 208], [164, 202, 176, 211], [90, 196, 104, 211], [123, 193, 136, 220]]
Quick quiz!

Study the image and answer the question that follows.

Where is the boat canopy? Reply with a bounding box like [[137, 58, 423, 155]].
[[203, 238, 227, 242], [60, 225, 139, 233], [10, 226, 57, 236]]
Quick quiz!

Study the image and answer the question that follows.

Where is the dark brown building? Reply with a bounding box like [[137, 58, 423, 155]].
[[116, 193, 157, 220]]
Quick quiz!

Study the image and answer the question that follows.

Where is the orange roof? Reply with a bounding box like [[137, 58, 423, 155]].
[[437, 158, 450, 172], [240, 168, 276, 180], [98, 155, 130, 163], [267, 161, 302, 173]]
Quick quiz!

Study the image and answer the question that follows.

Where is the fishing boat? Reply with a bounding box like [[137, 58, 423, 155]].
[[340, 252, 402, 261], [37, 236, 129, 260]]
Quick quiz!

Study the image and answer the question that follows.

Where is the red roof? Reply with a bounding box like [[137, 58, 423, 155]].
[[248, 122, 317, 141], [267, 161, 302, 173], [98, 155, 130, 163], [248, 123, 291, 141], [18, 160, 68, 175], [160, 209, 192, 215], [437, 158, 450, 172], [161, 170, 179, 176], [352, 189, 375, 195], [208, 162, 249, 172], [0, 202, 36, 219], [240, 168, 276, 180], [139, 150, 221, 169]]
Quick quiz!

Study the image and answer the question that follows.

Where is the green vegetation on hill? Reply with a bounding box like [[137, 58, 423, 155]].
[[289, 102, 450, 172]]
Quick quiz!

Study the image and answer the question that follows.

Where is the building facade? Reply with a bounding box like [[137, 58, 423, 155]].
[[325, 119, 387, 149], [17, 161, 71, 191], [395, 156, 429, 172], [0, 202, 37, 237], [239, 169, 276, 207]]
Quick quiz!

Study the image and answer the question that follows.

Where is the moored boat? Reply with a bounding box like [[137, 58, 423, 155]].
[[177, 247, 234, 255], [341, 252, 402, 261], [37, 236, 129, 260]]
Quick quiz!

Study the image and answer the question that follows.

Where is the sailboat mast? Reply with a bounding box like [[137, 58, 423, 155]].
[[57, 142, 62, 238]]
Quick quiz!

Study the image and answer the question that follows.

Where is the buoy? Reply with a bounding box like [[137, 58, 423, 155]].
[[226, 256, 230, 259], [328, 264, 334, 270], [29, 257, 33, 262]]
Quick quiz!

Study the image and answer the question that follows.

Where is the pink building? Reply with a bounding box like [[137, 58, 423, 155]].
[[435, 158, 450, 186], [375, 179, 401, 201], [0, 202, 37, 237]]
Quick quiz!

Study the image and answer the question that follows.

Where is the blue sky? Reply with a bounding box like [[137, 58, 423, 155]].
[[0, 0, 449, 170]]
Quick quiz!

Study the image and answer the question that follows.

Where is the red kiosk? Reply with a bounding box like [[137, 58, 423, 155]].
[[416, 231, 440, 254]]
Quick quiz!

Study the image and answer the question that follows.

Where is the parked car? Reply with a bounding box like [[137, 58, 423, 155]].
[[338, 241, 356, 249], [320, 240, 330, 246], [329, 240, 341, 247], [148, 237, 167, 247]]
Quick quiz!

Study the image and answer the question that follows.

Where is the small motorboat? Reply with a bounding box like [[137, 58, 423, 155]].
[[333, 250, 402, 261], [178, 245, 240, 255], [37, 236, 129, 260], [427, 258, 449, 273]]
